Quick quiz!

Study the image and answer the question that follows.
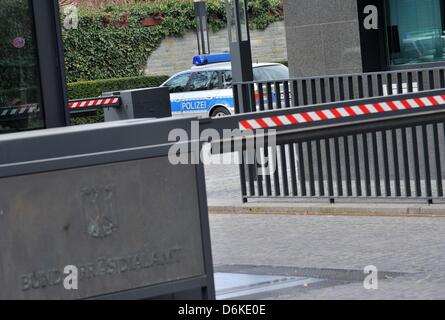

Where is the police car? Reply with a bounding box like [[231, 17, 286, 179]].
[[161, 53, 289, 118]]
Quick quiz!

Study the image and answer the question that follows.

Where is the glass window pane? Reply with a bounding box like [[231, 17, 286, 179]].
[[164, 73, 191, 93], [227, 0, 237, 43], [387, 0, 445, 66], [189, 71, 215, 92], [238, 0, 248, 41], [0, 0, 45, 133], [222, 70, 233, 89]]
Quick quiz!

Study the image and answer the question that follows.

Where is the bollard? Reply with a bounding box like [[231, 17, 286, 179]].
[[103, 87, 171, 122]]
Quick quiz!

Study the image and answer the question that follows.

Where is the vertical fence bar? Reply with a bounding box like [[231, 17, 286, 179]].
[[334, 137, 343, 197], [238, 146, 248, 203], [288, 143, 298, 196], [387, 73, 393, 95], [316, 139, 325, 196], [348, 76, 354, 100], [307, 141, 316, 196], [422, 125, 432, 200], [418, 71, 424, 91], [273, 145, 281, 196], [249, 83, 257, 113], [302, 80, 309, 106], [264, 138, 272, 196], [329, 77, 336, 103], [397, 72, 403, 94], [344, 136, 353, 196], [358, 75, 364, 98], [320, 78, 327, 103], [297, 142, 307, 196], [428, 70, 435, 90], [266, 82, 274, 110], [292, 80, 300, 107], [377, 74, 384, 96], [258, 82, 265, 111], [392, 129, 402, 197], [279, 144, 289, 196], [352, 135, 362, 196], [402, 127, 412, 197], [339, 77, 345, 101], [325, 138, 334, 200], [381, 130, 391, 197], [433, 123, 444, 197], [311, 79, 318, 105], [362, 133, 372, 196], [371, 132, 381, 196], [412, 126, 422, 197], [407, 72, 414, 92], [233, 84, 240, 114], [367, 75, 374, 98], [284, 81, 291, 109], [439, 69, 445, 89], [275, 81, 282, 109]]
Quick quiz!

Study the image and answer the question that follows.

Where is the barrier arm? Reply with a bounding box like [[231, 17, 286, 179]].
[[68, 96, 121, 113], [201, 88, 445, 146]]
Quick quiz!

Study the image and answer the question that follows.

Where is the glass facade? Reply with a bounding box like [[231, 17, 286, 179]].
[[387, 0, 445, 66], [0, 0, 44, 133]]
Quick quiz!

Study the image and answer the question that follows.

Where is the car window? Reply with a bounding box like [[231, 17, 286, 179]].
[[164, 73, 191, 93], [253, 65, 289, 81], [209, 71, 220, 90], [222, 70, 233, 89], [189, 71, 219, 92]]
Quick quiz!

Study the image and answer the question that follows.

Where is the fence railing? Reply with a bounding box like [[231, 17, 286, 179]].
[[233, 66, 445, 203], [233, 65, 445, 114]]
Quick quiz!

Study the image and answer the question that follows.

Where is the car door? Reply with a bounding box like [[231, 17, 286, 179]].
[[163, 72, 192, 117], [178, 70, 220, 117]]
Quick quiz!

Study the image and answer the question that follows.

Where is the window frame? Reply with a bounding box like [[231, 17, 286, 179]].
[[31, 0, 69, 128]]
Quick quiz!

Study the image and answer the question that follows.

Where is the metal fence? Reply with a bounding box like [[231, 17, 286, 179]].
[[234, 66, 445, 203]]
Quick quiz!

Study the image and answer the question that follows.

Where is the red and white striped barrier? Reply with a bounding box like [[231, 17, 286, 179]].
[[0, 104, 41, 117], [239, 94, 445, 131], [68, 97, 120, 109]]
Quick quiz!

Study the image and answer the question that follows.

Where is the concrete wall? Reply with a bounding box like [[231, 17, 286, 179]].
[[283, 0, 363, 77], [145, 21, 288, 76]]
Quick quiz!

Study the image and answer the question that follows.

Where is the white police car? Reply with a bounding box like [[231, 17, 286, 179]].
[[161, 53, 289, 118]]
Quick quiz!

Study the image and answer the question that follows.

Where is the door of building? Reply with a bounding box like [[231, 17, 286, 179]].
[[0, 0, 69, 134]]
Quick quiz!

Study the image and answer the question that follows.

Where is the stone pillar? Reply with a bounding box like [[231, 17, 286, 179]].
[[283, 0, 363, 77]]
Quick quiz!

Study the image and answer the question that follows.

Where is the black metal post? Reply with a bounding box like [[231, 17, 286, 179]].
[[194, 0, 210, 55], [32, 0, 70, 128], [225, 0, 254, 114]]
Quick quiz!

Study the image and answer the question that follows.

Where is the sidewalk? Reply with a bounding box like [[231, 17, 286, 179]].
[[208, 201, 445, 217]]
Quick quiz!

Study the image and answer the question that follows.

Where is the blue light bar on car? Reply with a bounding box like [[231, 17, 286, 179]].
[[192, 53, 231, 66]]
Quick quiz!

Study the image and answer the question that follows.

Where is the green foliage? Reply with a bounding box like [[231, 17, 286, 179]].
[[275, 60, 288, 67], [67, 74, 168, 99], [68, 74, 168, 125], [62, 0, 282, 83]]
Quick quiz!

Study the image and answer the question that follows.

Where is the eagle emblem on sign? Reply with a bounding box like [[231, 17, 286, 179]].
[[81, 185, 118, 239]]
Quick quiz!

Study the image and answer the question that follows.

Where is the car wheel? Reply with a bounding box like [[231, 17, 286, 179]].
[[211, 107, 230, 118]]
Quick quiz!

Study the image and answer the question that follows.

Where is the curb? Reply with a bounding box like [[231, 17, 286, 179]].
[[208, 204, 445, 218]]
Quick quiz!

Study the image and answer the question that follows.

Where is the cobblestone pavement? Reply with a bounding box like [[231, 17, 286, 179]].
[[209, 214, 445, 299], [204, 158, 242, 203]]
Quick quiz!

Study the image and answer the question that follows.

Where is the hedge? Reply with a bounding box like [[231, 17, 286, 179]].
[[67, 74, 169, 99], [68, 74, 169, 125], [62, 0, 282, 82]]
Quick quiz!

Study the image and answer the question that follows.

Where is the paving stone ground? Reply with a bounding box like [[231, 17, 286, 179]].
[[204, 156, 445, 299], [209, 214, 445, 299]]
